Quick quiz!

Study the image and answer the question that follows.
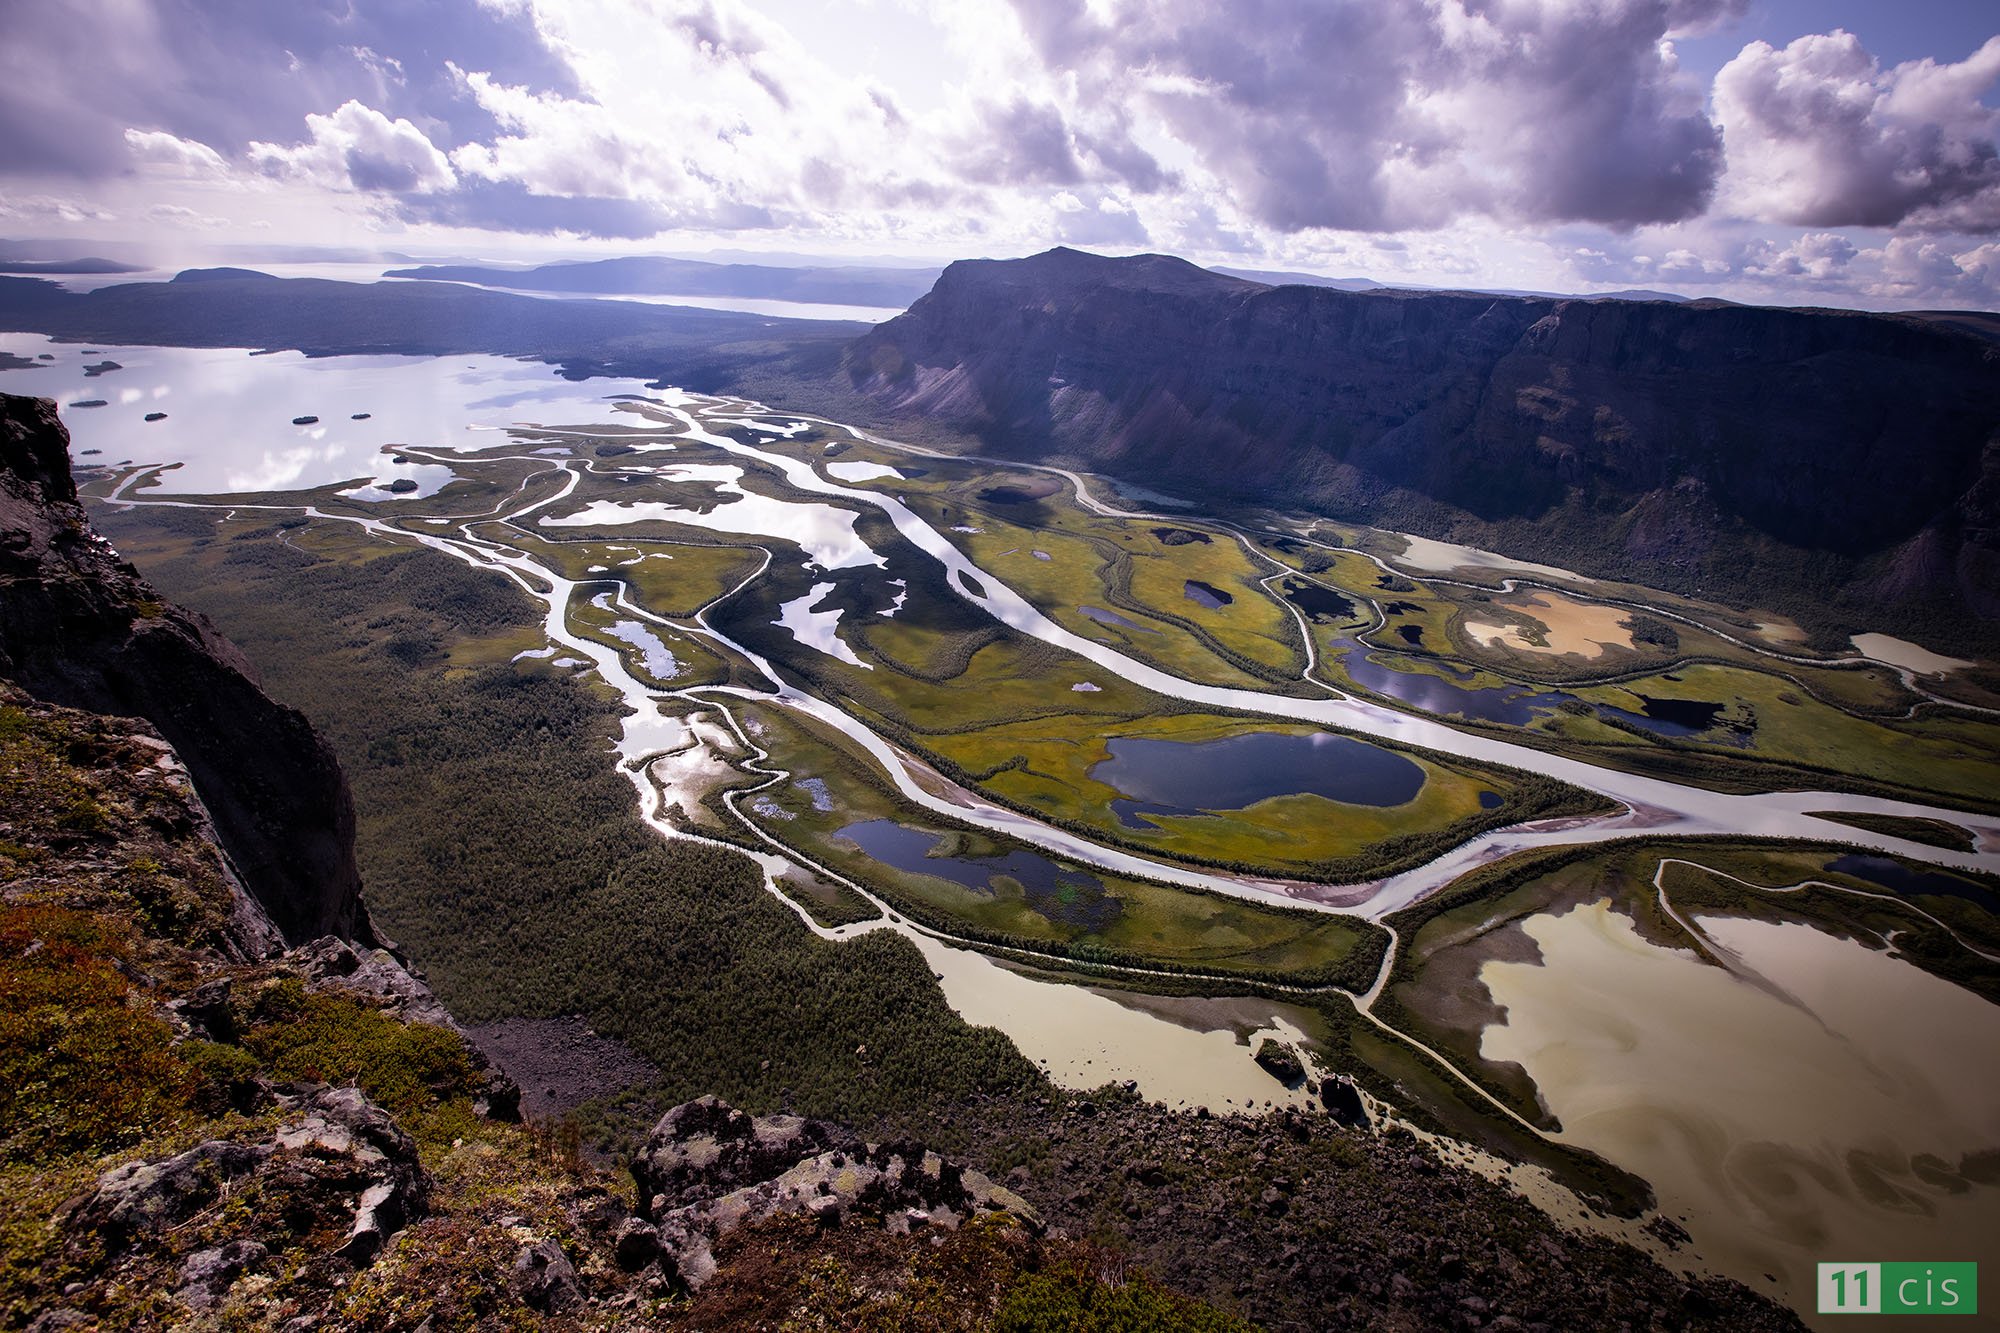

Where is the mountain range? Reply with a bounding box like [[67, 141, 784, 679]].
[[835, 248, 2000, 654]]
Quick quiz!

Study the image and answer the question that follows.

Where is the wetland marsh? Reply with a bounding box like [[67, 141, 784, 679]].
[[42, 337, 2000, 1321]]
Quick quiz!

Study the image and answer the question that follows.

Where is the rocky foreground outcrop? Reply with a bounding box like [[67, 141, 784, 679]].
[[625, 1095, 1036, 1291], [0, 392, 369, 942]]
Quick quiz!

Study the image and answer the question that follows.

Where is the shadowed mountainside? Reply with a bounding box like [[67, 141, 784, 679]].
[[0, 392, 369, 942], [840, 248, 2000, 653]]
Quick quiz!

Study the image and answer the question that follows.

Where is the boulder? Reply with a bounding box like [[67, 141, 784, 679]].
[[510, 1239, 585, 1314], [67, 1086, 428, 1267], [178, 1239, 268, 1309], [1322, 1075, 1369, 1128], [631, 1094, 847, 1219], [631, 1098, 1039, 1291], [69, 1140, 273, 1243]]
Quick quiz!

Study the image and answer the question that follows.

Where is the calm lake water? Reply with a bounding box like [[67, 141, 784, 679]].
[[837, 819, 1120, 931], [1481, 901, 2000, 1326], [0, 331, 666, 494], [1091, 728, 1425, 829]]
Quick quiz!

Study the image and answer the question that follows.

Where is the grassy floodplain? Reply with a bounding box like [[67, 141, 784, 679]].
[[718, 697, 1392, 990]]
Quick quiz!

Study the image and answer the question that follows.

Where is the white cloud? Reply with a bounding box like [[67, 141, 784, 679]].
[[247, 100, 457, 194], [1713, 32, 2000, 232], [123, 129, 232, 178]]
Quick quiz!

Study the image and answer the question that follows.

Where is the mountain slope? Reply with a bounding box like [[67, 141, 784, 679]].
[[842, 248, 2000, 652]]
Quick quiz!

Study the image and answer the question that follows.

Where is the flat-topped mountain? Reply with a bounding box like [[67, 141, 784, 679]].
[[842, 248, 2000, 651]]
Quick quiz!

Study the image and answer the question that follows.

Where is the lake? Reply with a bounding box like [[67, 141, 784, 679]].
[[1090, 728, 1426, 829]]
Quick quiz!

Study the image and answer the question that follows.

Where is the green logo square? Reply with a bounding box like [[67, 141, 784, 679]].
[[1883, 1264, 1977, 1315]]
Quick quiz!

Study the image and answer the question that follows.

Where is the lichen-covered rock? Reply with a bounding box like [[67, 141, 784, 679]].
[[631, 1094, 847, 1219], [632, 1098, 1040, 1291], [509, 1237, 585, 1314], [66, 1086, 428, 1270], [68, 1140, 274, 1244], [177, 1239, 267, 1309], [282, 937, 521, 1121], [286, 936, 457, 1030]]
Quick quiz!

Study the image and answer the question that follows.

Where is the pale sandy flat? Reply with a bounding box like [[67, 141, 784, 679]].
[[1851, 632, 1973, 676], [1463, 590, 1634, 659]]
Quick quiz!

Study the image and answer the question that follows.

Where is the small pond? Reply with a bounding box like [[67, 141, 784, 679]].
[[1184, 579, 1233, 609], [1079, 604, 1157, 633], [1090, 729, 1426, 829], [836, 820, 1121, 931], [1827, 854, 2000, 913]]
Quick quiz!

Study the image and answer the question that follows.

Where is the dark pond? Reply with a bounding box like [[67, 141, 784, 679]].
[[1478, 790, 1503, 809], [979, 486, 1042, 504], [1826, 854, 2000, 914], [1598, 694, 1732, 740], [1091, 729, 1426, 829], [1396, 624, 1425, 646], [836, 819, 1121, 929], [1153, 527, 1211, 546], [1333, 643, 1561, 726], [1281, 578, 1355, 622], [1184, 579, 1233, 609], [1079, 604, 1157, 633]]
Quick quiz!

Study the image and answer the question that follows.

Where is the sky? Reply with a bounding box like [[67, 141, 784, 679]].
[[2, 0, 1997, 309]]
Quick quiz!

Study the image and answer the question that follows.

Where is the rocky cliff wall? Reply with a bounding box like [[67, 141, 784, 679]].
[[846, 249, 2000, 645], [0, 391, 370, 943]]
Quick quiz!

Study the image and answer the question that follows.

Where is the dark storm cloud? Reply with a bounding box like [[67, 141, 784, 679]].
[[954, 97, 1087, 188], [0, 0, 573, 179], [1009, 0, 1738, 231]]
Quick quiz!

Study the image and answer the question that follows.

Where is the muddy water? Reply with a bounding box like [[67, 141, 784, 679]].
[[1480, 901, 2000, 1324], [907, 929, 1318, 1110]]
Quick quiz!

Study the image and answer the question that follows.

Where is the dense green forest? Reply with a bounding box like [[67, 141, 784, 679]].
[[96, 505, 1044, 1123]]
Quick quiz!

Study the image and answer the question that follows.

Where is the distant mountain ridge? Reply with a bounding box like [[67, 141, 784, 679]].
[[0, 268, 864, 379], [841, 248, 2000, 653], [383, 255, 938, 308], [1211, 265, 1694, 303]]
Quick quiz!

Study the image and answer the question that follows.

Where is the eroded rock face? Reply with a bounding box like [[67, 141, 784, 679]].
[[627, 1097, 1039, 1292], [844, 249, 2000, 649], [0, 392, 370, 943]]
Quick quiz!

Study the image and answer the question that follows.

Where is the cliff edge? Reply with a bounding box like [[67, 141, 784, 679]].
[[0, 392, 369, 943]]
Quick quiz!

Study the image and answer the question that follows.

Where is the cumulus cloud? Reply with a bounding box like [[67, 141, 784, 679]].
[[248, 101, 458, 194], [1007, 0, 1738, 232], [0, 0, 572, 178], [1714, 32, 2000, 232]]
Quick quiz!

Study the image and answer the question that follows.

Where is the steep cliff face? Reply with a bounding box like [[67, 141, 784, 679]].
[[0, 392, 369, 943], [845, 249, 2000, 644]]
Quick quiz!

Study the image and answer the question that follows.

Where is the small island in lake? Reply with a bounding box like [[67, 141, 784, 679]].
[[144, 412, 167, 422], [70, 399, 108, 408], [82, 359, 123, 377], [291, 414, 319, 425], [385, 478, 419, 494], [351, 412, 371, 420]]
